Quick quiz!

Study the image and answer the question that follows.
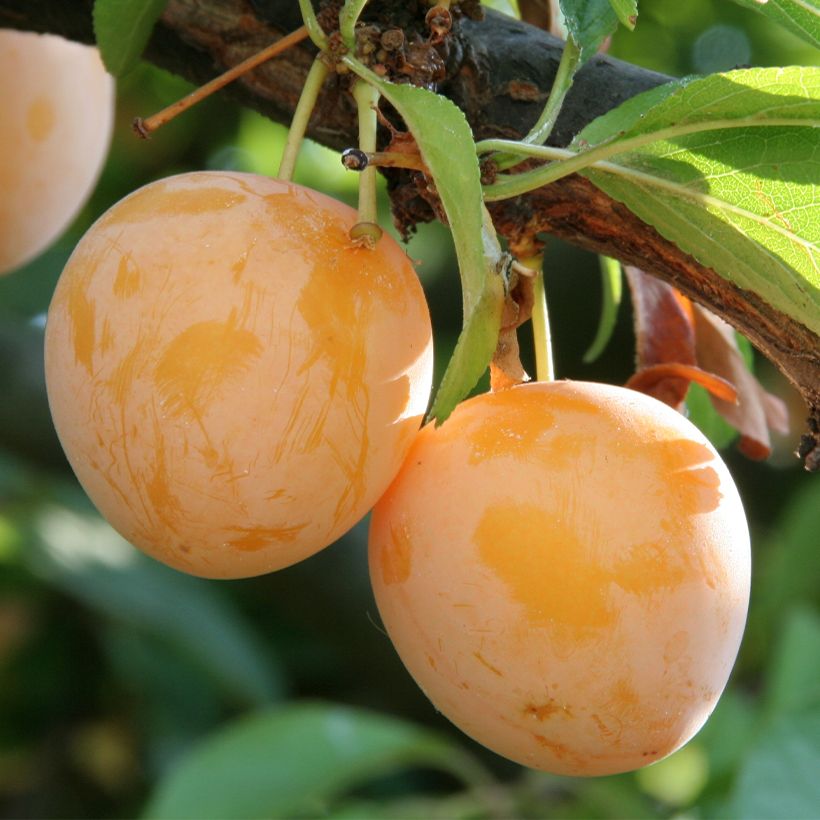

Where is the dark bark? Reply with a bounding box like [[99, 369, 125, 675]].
[[1, 0, 818, 466]]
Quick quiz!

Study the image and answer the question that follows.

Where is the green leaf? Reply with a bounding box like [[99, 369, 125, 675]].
[[576, 68, 819, 146], [583, 255, 623, 362], [685, 383, 738, 449], [482, 0, 521, 16], [608, 0, 638, 29], [764, 606, 820, 719], [29, 506, 283, 707], [695, 688, 756, 781], [104, 625, 224, 775], [344, 60, 505, 423], [93, 0, 169, 76], [731, 0, 820, 49], [559, 0, 620, 61], [726, 708, 820, 819], [574, 67, 820, 336], [143, 702, 490, 819], [746, 481, 820, 665]]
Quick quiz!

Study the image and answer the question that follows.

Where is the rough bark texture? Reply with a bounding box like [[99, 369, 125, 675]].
[[1, 0, 818, 467]]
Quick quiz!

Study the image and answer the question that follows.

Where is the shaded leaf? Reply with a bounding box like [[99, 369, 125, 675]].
[[143, 702, 490, 820], [583, 255, 623, 363], [575, 68, 820, 335], [764, 606, 820, 719], [693, 305, 788, 459], [329, 793, 495, 819], [726, 708, 820, 820], [93, 0, 169, 76], [695, 688, 756, 781], [345, 61, 505, 423], [746, 480, 820, 665], [731, 0, 820, 49], [559, 0, 619, 61], [29, 507, 283, 707], [103, 625, 224, 776]]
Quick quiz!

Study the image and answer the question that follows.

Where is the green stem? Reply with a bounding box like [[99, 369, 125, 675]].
[[494, 36, 582, 171], [298, 0, 328, 49], [480, 111, 810, 201], [583, 256, 623, 363], [524, 256, 555, 382], [350, 79, 383, 245], [340, 0, 369, 50], [277, 56, 330, 181], [481, 140, 592, 200]]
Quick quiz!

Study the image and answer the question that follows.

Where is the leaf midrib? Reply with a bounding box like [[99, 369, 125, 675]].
[[786, 0, 820, 20], [586, 157, 819, 264]]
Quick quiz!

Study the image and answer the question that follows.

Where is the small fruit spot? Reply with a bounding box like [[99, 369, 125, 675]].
[[532, 734, 571, 760], [523, 702, 561, 721], [227, 524, 308, 551], [380, 520, 413, 585], [472, 651, 504, 677]]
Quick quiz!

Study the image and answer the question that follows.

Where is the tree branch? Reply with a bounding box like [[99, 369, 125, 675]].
[[2, 0, 817, 466]]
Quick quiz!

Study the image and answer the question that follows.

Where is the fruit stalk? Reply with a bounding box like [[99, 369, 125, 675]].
[[524, 255, 554, 382], [277, 56, 331, 181], [350, 79, 383, 247]]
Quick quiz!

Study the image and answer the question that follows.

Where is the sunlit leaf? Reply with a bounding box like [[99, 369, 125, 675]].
[[143, 702, 490, 819], [574, 67, 820, 336], [344, 60, 505, 423], [731, 0, 820, 49], [93, 0, 169, 76], [483, 0, 521, 16], [608, 0, 638, 30]]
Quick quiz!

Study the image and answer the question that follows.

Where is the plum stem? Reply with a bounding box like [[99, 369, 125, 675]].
[[350, 79, 383, 247], [277, 56, 331, 182], [525, 255, 555, 382]]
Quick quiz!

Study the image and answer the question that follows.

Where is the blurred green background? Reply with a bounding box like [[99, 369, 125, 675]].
[[0, 1, 818, 817]]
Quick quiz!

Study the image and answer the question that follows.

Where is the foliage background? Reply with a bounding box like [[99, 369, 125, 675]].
[[0, 1, 818, 816]]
